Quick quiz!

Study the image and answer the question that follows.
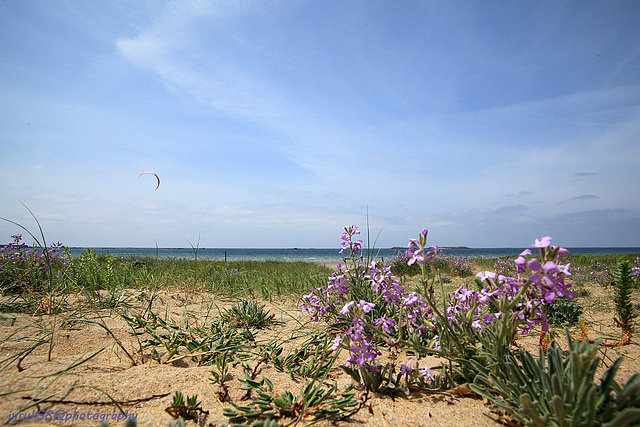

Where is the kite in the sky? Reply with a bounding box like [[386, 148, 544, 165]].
[[139, 171, 160, 190]]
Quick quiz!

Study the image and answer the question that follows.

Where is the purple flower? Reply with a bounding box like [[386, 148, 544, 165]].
[[403, 293, 420, 307], [515, 250, 530, 273], [339, 301, 354, 315], [432, 336, 441, 351], [558, 262, 572, 277], [406, 248, 424, 266], [331, 335, 343, 351], [483, 313, 496, 323], [476, 288, 500, 305], [540, 313, 549, 332], [476, 271, 497, 281], [420, 365, 435, 381], [327, 271, 350, 300], [406, 229, 437, 265], [532, 236, 552, 248], [408, 238, 420, 250], [372, 316, 396, 334], [527, 258, 542, 272], [357, 300, 376, 313], [400, 358, 414, 375], [346, 337, 381, 367], [454, 286, 474, 304], [339, 225, 363, 254], [426, 245, 439, 261], [419, 228, 428, 246]]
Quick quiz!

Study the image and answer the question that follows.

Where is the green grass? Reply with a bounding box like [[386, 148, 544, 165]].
[[127, 257, 332, 294], [1, 242, 639, 426], [2, 242, 638, 317], [1, 252, 333, 314], [564, 253, 640, 267]]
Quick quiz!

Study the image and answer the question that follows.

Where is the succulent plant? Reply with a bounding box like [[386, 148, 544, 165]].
[[165, 391, 202, 421], [222, 378, 362, 426], [223, 300, 276, 329], [470, 328, 640, 427]]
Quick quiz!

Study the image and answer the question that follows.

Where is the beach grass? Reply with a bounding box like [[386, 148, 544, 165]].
[[1, 233, 639, 426], [0, 247, 334, 314]]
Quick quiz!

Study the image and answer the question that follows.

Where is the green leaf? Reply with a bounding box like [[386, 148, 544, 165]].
[[602, 408, 640, 427], [551, 395, 565, 426], [272, 397, 290, 409], [519, 393, 548, 427]]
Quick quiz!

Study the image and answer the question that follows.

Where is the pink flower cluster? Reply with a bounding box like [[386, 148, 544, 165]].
[[300, 227, 576, 390]]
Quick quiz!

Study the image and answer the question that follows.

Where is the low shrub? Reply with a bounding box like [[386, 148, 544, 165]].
[[0, 234, 65, 295], [223, 300, 276, 329], [387, 251, 474, 278], [430, 254, 475, 277], [545, 297, 583, 327]]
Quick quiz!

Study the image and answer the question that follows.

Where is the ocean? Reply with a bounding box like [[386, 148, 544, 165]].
[[64, 246, 640, 264]]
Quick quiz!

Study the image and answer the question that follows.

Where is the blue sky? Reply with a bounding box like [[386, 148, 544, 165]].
[[2, 1, 640, 248]]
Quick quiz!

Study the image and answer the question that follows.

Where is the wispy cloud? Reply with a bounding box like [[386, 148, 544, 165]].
[[505, 191, 533, 198], [116, 1, 293, 123], [562, 194, 599, 203]]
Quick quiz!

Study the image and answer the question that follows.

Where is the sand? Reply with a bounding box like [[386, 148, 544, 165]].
[[0, 284, 637, 427]]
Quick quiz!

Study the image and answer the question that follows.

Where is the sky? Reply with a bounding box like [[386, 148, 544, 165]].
[[1, 0, 640, 249]]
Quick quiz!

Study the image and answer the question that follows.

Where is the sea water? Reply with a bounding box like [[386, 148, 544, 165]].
[[63, 246, 640, 264]]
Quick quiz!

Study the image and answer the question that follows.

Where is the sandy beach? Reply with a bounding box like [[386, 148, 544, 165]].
[[1, 280, 638, 427]]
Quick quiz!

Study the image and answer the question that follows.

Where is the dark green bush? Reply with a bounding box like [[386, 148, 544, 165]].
[[386, 250, 421, 276], [612, 260, 638, 336], [545, 297, 583, 327]]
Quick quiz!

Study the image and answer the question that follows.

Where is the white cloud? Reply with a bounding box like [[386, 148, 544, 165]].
[[115, 0, 292, 122]]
